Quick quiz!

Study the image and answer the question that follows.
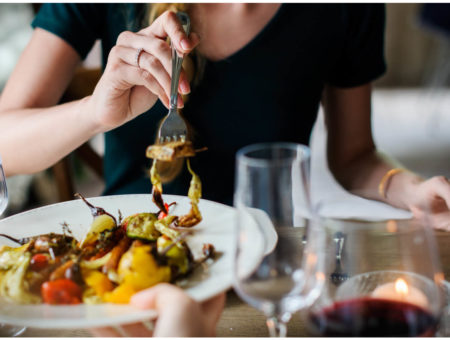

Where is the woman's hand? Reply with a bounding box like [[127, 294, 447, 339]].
[[91, 283, 225, 337], [382, 170, 450, 230], [406, 176, 450, 231], [88, 11, 200, 132]]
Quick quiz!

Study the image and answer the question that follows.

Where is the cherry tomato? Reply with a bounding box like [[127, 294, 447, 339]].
[[158, 203, 170, 220], [41, 279, 82, 305], [30, 254, 49, 271]]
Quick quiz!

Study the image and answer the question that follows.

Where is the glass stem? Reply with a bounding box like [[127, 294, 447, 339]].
[[266, 316, 287, 337]]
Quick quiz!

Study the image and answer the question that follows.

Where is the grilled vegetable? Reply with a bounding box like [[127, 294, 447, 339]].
[[157, 236, 189, 275], [49, 260, 75, 281], [103, 242, 171, 304], [75, 193, 117, 224], [158, 203, 171, 219], [124, 213, 159, 241], [41, 279, 82, 305], [83, 270, 114, 297], [102, 236, 131, 274], [80, 214, 117, 248], [80, 252, 112, 270], [30, 254, 49, 272], [146, 140, 196, 162], [154, 216, 181, 242], [0, 249, 41, 304], [150, 160, 167, 214], [116, 243, 171, 288], [0, 233, 77, 255], [101, 282, 136, 304], [177, 159, 202, 227], [76, 193, 117, 248], [0, 244, 29, 270]]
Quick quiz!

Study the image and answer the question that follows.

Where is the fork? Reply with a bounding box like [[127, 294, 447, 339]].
[[330, 231, 349, 285], [157, 11, 191, 144]]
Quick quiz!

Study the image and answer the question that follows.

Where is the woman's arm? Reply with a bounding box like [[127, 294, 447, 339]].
[[324, 84, 450, 229], [0, 28, 99, 176], [0, 11, 199, 177], [324, 83, 397, 203]]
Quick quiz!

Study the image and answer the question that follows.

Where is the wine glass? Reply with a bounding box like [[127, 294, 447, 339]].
[[0, 156, 7, 216], [233, 143, 326, 337], [0, 156, 27, 337], [305, 216, 445, 337]]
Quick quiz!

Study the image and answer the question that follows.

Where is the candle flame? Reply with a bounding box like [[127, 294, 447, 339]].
[[395, 278, 409, 296]]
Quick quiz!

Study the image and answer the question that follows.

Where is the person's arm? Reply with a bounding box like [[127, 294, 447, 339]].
[[324, 83, 450, 229], [0, 28, 96, 176], [91, 283, 225, 337], [0, 11, 199, 177]]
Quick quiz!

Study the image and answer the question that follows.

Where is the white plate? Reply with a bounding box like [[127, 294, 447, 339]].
[[0, 194, 237, 329]]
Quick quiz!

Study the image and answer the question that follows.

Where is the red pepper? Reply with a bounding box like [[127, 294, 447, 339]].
[[30, 254, 49, 271], [158, 203, 170, 220], [41, 279, 82, 305]]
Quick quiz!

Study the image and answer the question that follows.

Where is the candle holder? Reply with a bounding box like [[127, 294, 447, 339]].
[[304, 217, 445, 337]]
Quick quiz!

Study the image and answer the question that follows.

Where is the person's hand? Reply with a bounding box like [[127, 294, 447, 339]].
[[88, 11, 200, 132], [407, 176, 450, 230], [91, 283, 226, 337]]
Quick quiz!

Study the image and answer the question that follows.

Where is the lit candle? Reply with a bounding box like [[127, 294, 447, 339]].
[[371, 278, 429, 309]]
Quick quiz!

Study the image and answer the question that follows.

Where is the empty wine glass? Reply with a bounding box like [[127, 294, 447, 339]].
[[0, 156, 26, 337], [305, 216, 445, 337], [0, 156, 7, 216], [233, 143, 325, 337]]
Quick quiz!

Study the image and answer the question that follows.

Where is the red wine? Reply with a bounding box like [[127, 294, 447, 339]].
[[308, 297, 437, 337]]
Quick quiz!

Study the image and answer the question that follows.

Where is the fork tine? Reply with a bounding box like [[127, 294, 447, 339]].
[[159, 134, 186, 144]]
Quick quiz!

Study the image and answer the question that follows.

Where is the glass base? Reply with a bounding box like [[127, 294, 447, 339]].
[[436, 280, 450, 336], [0, 324, 27, 337]]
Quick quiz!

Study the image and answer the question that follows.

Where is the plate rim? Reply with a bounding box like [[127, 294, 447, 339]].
[[0, 193, 235, 225]]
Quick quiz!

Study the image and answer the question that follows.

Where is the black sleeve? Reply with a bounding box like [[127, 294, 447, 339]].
[[327, 4, 387, 88], [31, 3, 105, 60]]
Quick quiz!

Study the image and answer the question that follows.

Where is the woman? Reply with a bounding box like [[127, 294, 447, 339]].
[[0, 3, 448, 227], [0, 3, 449, 335]]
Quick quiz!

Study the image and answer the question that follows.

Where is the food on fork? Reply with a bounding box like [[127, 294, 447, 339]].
[[147, 135, 204, 227], [146, 140, 196, 162], [150, 158, 202, 227]]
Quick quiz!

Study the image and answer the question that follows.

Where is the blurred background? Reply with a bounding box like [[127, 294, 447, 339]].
[[0, 3, 449, 216]]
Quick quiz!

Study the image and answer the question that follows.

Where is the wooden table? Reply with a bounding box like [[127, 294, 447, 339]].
[[20, 230, 450, 337]]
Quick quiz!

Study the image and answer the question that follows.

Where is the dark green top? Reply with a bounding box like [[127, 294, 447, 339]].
[[32, 3, 386, 205]]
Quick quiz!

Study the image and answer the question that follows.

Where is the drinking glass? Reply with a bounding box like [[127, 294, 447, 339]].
[[305, 217, 445, 337], [0, 156, 7, 216], [233, 143, 325, 337], [0, 156, 27, 337]]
